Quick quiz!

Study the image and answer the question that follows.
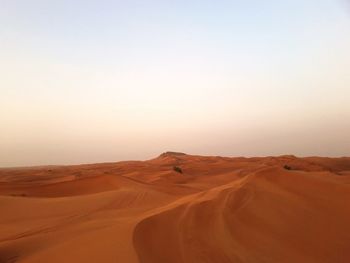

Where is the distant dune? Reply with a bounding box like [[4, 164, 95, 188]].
[[0, 153, 349, 263]]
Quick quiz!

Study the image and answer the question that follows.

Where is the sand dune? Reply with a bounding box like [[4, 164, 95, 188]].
[[0, 153, 349, 262]]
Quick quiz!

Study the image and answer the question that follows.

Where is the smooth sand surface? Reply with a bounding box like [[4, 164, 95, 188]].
[[0, 153, 349, 263]]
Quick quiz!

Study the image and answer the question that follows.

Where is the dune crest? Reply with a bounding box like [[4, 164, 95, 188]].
[[0, 154, 349, 262]]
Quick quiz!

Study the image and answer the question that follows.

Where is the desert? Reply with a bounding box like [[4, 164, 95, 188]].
[[1, 152, 349, 263]]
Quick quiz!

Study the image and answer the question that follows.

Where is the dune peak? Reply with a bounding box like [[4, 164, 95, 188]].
[[159, 151, 187, 158]]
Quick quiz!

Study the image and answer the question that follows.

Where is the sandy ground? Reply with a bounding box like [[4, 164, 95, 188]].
[[0, 152, 349, 263]]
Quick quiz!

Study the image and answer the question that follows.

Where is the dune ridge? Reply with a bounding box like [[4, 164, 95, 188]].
[[0, 154, 349, 262]]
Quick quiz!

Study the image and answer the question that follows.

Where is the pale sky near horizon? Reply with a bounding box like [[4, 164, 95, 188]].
[[1, 0, 350, 167]]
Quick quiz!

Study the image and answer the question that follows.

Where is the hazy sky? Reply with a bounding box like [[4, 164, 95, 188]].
[[1, 0, 350, 166]]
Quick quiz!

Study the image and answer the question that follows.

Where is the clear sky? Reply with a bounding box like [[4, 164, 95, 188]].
[[1, 0, 350, 166]]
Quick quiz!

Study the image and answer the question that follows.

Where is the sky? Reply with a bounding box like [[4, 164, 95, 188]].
[[1, 0, 350, 167]]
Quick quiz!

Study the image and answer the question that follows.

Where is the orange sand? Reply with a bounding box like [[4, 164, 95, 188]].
[[0, 153, 349, 262]]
